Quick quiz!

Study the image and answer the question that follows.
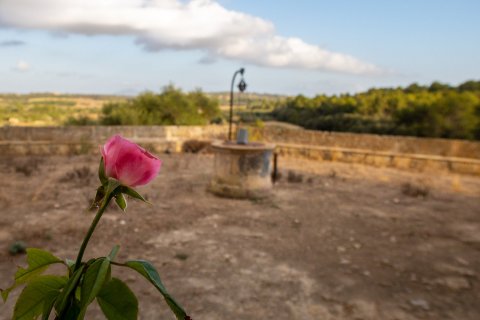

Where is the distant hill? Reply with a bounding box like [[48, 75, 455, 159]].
[[207, 92, 289, 103], [0, 93, 125, 126], [206, 92, 289, 114]]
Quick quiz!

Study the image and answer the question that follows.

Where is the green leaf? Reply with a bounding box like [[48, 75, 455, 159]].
[[106, 179, 121, 195], [90, 186, 106, 210], [124, 260, 187, 320], [65, 259, 75, 269], [63, 300, 81, 320], [99, 157, 108, 186], [108, 245, 120, 261], [41, 294, 57, 320], [115, 193, 127, 211], [54, 265, 85, 316], [12, 275, 67, 320], [97, 278, 138, 320], [78, 258, 111, 319], [120, 186, 149, 203], [1, 248, 63, 302]]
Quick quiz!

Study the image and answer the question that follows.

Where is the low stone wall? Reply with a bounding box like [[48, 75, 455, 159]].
[[1, 125, 479, 175], [251, 126, 480, 159], [274, 143, 480, 176], [249, 126, 480, 175], [0, 125, 228, 156]]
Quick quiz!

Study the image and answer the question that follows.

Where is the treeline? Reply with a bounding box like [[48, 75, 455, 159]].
[[69, 86, 221, 126], [271, 81, 480, 140]]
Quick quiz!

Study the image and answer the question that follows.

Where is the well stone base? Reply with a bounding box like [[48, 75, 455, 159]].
[[208, 141, 275, 199]]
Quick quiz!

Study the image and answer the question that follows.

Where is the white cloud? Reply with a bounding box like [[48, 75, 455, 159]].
[[14, 60, 30, 72], [0, 40, 25, 47], [0, 0, 381, 75]]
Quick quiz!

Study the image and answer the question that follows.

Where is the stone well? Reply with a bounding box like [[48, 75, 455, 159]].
[[208, 141, 275, 199]]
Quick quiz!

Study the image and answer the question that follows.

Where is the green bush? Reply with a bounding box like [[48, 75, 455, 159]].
[[64, 116, 98, 126], [100, 86, 220, 126], [272, 80, 480, 140]]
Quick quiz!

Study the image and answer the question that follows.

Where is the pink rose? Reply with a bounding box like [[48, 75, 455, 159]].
[[101, 135, 162, 187]]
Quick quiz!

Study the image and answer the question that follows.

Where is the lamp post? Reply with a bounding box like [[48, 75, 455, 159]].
[[228, 68, 247, 141]]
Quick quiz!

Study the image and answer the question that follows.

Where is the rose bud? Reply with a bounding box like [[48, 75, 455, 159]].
[[101, 135, 161, 187]]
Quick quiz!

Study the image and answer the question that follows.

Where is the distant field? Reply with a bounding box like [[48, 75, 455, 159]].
[[0, 94, 126, 126], [0, 92, 287, 126]]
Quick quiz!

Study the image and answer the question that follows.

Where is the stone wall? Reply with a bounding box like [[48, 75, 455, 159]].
[[1, 125, 479, 175], [249, 126, 480, 175], [0, 126, 228, 156], [250, 126, 480, 159]]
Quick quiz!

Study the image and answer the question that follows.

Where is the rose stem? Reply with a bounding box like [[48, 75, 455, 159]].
[[73, 193, 114, 272]]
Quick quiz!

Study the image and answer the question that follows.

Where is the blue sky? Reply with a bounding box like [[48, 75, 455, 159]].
[[0, 0, 479, 96]]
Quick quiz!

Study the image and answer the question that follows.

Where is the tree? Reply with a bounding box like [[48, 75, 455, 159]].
[[428, 81, 451, 92], [101, 86, 220, 126], [271, 80, 480, 140]]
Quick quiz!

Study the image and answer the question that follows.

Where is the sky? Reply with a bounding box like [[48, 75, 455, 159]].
[[0, 0, 479, 96]]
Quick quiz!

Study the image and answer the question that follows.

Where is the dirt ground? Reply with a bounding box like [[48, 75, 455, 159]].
[[0, 153, 479, 320]]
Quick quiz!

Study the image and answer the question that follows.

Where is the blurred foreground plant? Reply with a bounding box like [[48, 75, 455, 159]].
[[1, 135, 190, 320]]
